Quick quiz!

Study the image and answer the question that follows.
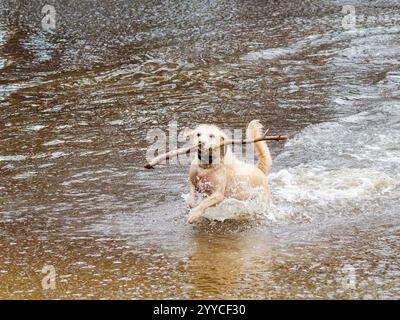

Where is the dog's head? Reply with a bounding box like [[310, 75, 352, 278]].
[[185, 124, 227, 163], [186, 124, 227, 150]]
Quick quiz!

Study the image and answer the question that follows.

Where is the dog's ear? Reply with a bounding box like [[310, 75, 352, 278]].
[[219, 130, 228, 141]]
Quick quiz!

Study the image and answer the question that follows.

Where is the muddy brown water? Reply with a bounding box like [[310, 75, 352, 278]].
[[0, 1, 399, 299]]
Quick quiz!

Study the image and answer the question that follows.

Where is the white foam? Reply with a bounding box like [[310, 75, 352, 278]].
[[13, 171, 37, 179], [43, 139, 65, 146], [271, 167, 398, 203], [269, 100, 400, 220], [26, 125, 46, 131], [110, 120, 124, 125], [182, 189, 274, 222], [243, 47, 294, 61], [51, 151, 68, 159], [0, 155, 27, 161]]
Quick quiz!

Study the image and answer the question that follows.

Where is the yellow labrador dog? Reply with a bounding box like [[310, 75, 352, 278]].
[[186, 120, 272, 223]]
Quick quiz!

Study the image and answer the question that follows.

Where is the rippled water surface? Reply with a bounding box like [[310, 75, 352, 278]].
[[0, 0, 399, 299]]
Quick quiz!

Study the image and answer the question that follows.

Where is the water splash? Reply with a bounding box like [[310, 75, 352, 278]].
[[182, 188, 275, 222]]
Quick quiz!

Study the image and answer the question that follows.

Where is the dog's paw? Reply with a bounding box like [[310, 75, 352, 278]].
[[188, 200, 195, 209], [187, 210, 202, 224]]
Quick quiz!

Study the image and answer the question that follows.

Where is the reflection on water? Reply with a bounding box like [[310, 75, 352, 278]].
[[0, 0, 399, 299]]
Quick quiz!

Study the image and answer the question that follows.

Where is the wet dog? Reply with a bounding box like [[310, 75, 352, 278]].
[[186, 120, 272, 223]]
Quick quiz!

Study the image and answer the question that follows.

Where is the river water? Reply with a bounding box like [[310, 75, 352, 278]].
[[0, 0, 399, 299]]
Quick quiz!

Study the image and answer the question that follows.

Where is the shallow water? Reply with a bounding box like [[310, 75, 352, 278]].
[[0, 0, 399, 299]]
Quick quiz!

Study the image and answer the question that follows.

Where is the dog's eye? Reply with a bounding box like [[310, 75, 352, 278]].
[[197, 133, 201, 137], [209, 134, 215, 138]]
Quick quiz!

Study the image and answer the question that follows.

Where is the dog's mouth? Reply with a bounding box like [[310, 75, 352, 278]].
[[197, 144, 226, 164], [197, 146, 213, 164]]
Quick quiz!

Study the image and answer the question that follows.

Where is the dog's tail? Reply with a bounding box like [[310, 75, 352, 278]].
[[246, 120, 272, 176]]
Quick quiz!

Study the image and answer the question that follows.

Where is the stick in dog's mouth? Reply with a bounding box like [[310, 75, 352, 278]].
[[144, 131, 287, 169], [197, 142, 227, 165], [197, 144, 213, 165]]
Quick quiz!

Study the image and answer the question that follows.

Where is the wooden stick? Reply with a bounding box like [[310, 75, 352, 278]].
[[144, 130, 288, 169]]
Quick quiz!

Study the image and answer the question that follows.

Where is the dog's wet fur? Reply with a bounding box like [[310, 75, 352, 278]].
[[186, 120, 272, 224]]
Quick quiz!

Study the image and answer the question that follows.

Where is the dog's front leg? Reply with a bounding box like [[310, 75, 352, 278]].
[[188, 180, 196, 209], [187, 191, 224, 224]]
